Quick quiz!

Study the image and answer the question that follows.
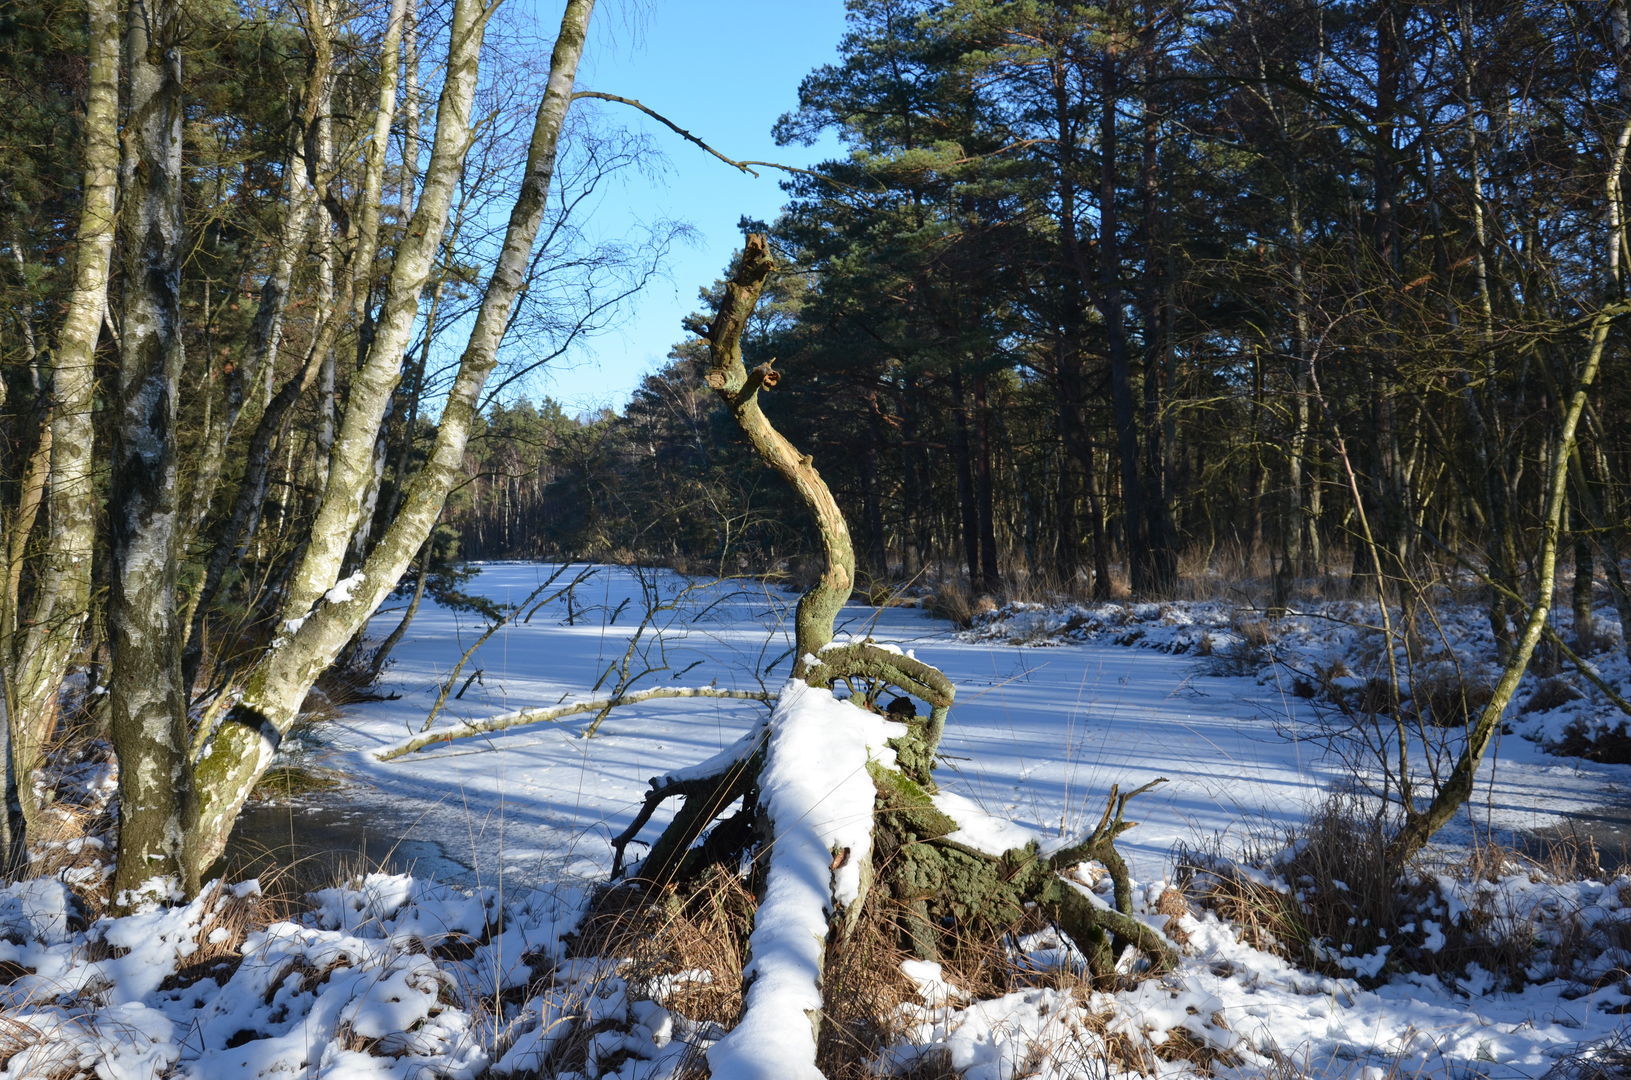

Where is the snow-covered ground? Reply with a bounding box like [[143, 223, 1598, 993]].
[[6, 562, 1631, 1079]]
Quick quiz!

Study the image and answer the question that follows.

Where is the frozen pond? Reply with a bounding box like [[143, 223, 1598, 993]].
[[257, 562, 1631, 890], [222, 799, 473, 886]]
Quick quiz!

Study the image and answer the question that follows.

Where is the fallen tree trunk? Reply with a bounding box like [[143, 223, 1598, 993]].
[[601, 235, 1179, 1080]]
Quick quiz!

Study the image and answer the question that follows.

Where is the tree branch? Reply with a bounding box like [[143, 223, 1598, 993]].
[[572, 90, 871, 191], [376, 685, 773, 760]]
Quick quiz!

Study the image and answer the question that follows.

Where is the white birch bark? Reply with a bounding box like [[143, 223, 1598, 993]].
[[108, 0, 192, 904], [2, 0, 119, 837], [278, 0, 489, 623], [184, 0, 598, 883]]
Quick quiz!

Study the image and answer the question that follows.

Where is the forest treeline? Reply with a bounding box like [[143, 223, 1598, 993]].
[[450, 0, 1631, 638]]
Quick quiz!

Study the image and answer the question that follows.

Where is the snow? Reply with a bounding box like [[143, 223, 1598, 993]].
[[707, 679, 902, 1080], [935, 787, 1042, 855], [9, 562, 1631, 1078], [0, 871, 579, 1080], [325, 571, 365, 606]]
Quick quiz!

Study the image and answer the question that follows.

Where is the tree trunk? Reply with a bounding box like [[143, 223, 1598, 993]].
[[701, 237, 853, 662], [611, 238, 1175, 1079], [1093, 34, 1150, 594], [949, 370, 981, 590], [973, 372, 1000, 594], [279, 0, 490, 623], [182, 0, 597, 884], [179, 121, 318, 567], [109, 0, 192, 904], [1137, 11, 1177, 592], [1389, 286, 1619, 864], [2, 0, 118, 847]]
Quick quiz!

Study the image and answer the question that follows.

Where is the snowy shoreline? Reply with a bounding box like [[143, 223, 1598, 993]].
[[8, 562, 1631, 1079]]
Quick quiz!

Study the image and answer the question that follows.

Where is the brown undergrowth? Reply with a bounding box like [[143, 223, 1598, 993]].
[[1177, 798, 1630, 994], [558, 866, 753, 1077], [562, 849, 1202, 1078]]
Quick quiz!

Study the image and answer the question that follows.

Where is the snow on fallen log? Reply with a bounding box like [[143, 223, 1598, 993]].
[[706, 680, 906, 1080]]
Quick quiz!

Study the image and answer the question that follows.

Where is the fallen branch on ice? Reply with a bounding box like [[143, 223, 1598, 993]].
[[375, 686, 773, 760]]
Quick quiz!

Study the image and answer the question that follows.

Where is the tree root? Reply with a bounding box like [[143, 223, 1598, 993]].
[[802, 640, 955, 785], [872, 764, 1177, 978]]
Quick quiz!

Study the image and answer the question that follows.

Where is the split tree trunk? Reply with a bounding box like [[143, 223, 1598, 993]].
[[179, 0, 598, 886], [275, 0, 488, 625]]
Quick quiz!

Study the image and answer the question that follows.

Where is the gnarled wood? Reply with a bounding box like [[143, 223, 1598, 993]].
[[609, 239, 1177, 1079], [702, 235, 854, 665]]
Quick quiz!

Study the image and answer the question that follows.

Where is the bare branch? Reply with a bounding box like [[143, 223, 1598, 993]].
[[572, 90, 871, 191], [377, 685, 773, 760]]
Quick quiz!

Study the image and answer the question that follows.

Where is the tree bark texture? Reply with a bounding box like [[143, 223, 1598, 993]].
[[109, 0, 193, 903], [182, 0, 598, 885], [1, 0, 120, 847]]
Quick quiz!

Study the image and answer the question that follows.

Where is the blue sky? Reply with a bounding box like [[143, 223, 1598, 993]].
[[520, 0, 849, 415]]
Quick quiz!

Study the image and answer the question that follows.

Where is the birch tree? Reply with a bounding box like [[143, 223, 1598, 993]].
[[105, 0, 192, 904], [0, 0, 602, 898], [0, 0, 118, 859], [165, 0, 599, 894]]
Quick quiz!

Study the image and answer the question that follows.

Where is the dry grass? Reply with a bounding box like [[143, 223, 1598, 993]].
[[1524, 675, 1585, 715], [1556, 720, 1631, 764], [0, 1017, 47, 1073], [816, 894, 920, 1078], [1177, 799, 1401, 977], [558, 855, 1200, 1079], [925, 580, 978, 629], [1180, 797, 1631, 999], [555, 868, 755, 1077], [1543, 1027, 1631, 1080], [1208, 614, 1278, 676], [155, 880, 279, 992], [1407, 666, 1495, 728], [247, 763, 345, 804]]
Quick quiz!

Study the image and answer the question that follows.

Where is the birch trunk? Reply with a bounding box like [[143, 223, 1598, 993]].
[[351, 0, 408, 321], [1388, 290, 1622, 863], [279, 0, 488, 623], [183, 0, 597, 884], [179, 126, 316, 566], [109, 0, 192, 904], [2, 0, 119, 845]]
